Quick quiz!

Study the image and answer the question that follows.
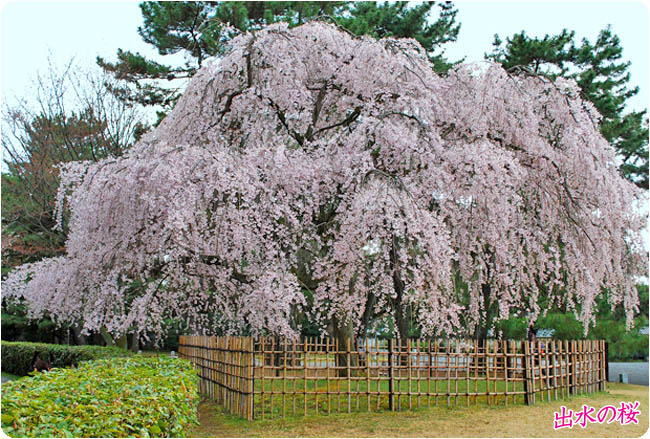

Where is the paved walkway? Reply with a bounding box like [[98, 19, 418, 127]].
[[1, 373, 17, 383], [608, 362, 648, 386]]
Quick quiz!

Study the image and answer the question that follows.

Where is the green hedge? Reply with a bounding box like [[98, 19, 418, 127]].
[[1, 356, 199, 437], [1, 341, 133, 376]]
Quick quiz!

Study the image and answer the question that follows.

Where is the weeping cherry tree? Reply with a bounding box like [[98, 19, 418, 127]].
[[4, 22, 646, 344]]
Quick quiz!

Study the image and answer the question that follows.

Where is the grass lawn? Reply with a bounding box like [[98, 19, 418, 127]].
[[191, 382, 649, 437], [253, 376, 527, 418]]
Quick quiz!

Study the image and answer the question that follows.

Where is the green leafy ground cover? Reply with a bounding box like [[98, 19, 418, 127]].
[[1, 341, 133, 376], [1, 356, 199, 437]]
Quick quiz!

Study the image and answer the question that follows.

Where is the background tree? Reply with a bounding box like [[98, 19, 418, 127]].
[[337, 1, 460, 72], [2, 60, 146, 270], [2, 61, 146, 347], [98, 1, 460, 120], [487, 26, 649, 189], [497, 285, 649, 360], [4, 23, 645, 345]]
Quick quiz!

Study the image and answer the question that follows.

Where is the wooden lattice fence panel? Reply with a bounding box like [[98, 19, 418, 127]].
[[179, 336, 606, 420]]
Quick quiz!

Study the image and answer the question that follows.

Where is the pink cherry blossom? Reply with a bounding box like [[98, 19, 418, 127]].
[[4, 22, 646, 342]]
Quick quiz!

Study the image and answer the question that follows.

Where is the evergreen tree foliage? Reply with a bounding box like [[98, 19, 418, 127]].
[[98, 1, 460, 118], [338, 1, 460, 72], [488, 26, 649, 189], [1, 63, 144, 270]]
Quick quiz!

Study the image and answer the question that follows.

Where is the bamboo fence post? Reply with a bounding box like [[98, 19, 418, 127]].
[[590, 340, 595, 393], [600, 340, 606, 391], [343, 337, 348, 413], [578, 340, 585, 393], [503, 340, 509, 406], [553, 340, 558, 401], [230, 337, 234, 416], [282, 338, 287, 418], [454, 340, 459, 406], [336, 337, 341, 413], [568, 339, 573, 398], [407, 338, 412, 410], [585, 340, 589, 393], [558, 340, 564, 399], [212, 336, 217, 402], [268, 337, 274, 418], [578, 339, 583, 394], [248, 337, 254, 420], [466, 339, 470, 407], [303, 338, 308, 416], [473, 339, 478, 405], [556, 340, 562, 399], [325, 337, 332, 415], [356, 339, 360, 412], [576, 339, 581, 395], [522, 340, 530, 405], [356, 347, 362, 412], [545, 340, 551, 402], [492, 340, 497, 405], [588, 340, 596, 392], [377, 339, 382, 411], [587, 340, 595, 393], [563, 339, 568, 397], [417, 338, 422, 409], [312, 337, 318, 416], [366, 338, 371, 412], [388, 339, 395, 411], [485, 340, 490, 406], [583, 339, 588, 394], [590, 340, 600, 392], [584, 340, 588, 393], [446, 339, 451, 407], [426, 339, 432, 407], [261, 337, 265, 419], [289, 339, 294, 416], [605, 341, 609, 386], [591, 340, 595, 392]]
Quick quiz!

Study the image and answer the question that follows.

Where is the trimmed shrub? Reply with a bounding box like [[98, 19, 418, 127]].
[[1, 341, 132, 376], [1, 356, 199, 437]]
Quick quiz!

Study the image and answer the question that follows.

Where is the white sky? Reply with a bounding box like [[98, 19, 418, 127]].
[[446, 0, 649, 112], [0, 0, 648, 113], [0, 0, 647, 253]]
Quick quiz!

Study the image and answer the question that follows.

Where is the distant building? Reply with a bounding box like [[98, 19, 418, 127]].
[[537, 329, 555, 338]]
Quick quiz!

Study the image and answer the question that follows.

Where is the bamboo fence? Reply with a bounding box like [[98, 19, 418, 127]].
[[178, 336, 606, 420]]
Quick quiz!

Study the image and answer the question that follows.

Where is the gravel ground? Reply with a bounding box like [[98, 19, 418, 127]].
[[608, 362, 648, 386]]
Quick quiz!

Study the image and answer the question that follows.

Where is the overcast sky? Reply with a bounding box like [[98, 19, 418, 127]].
[[1, 0, 648, 113], [0, 0, 648, 252]]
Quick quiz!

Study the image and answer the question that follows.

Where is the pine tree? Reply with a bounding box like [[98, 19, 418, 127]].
[[488, 26, 648, 189], [97, 2, 348, 117], [573, 27, 648, 189], [338, 1, 460, 72], [98, 1, 460, 119]]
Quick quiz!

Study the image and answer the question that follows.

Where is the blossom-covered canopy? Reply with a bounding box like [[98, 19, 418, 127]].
[[4, 22, 646, 341]]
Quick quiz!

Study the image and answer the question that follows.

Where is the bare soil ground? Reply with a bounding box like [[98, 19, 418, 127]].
[[191, 382, 649, 437]]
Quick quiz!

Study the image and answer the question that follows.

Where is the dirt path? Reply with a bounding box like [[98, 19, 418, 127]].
[[191, 383, 648, 437]]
